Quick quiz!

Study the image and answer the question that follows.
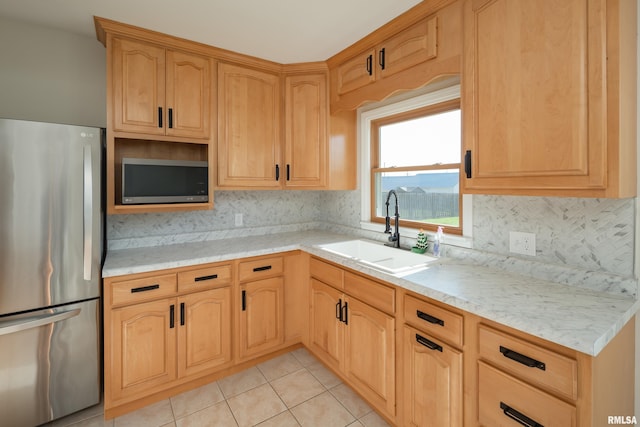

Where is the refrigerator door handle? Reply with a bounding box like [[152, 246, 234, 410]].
[[83, 145, 93, 281], [0, 308, 81, 336]]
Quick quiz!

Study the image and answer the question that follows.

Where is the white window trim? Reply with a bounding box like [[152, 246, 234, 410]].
[[357, 84, 473, 249]]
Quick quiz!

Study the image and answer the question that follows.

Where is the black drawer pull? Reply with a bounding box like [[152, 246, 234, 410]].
[[241, 290, 246, 311], [253, 265, 272, 272], [195, 274, 218, 282], [500, 402, 544, 427], [158, 107, 163, 128], [366, 54, 373, 75], [168, 107, 173, 128], [180, 302, 185, 326], [131, 284, 160, 293], [169, 304, 175, 329], [342, 301, 348, 325], [464, 150, 472, 178], [500, 346, 546, 371], [336, 299, 342, 321], [417, 310, 444, 326], [415, 333, 443, 352]]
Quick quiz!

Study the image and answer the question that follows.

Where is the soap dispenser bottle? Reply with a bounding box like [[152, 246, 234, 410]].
[[433, 226, 444, 257]]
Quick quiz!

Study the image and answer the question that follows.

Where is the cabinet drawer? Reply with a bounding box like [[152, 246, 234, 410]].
[[110, 273, 177, 306], [478, 362, 576, 427], [404, 294, 463, 347], [178, 264, 232, 292], [478, 325, 578, 400], [310, 257, 344, 289], [238, 256, 284, 282], [344, 272, 394, 314]]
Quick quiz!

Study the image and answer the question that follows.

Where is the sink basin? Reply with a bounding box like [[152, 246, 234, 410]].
[[317, 239, 438, 275]]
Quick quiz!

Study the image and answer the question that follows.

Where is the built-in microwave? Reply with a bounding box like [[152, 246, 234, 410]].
[[122, 158, 208, 204]]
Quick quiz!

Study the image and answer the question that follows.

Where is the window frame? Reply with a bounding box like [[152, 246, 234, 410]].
[[367, 94, 463, 235]]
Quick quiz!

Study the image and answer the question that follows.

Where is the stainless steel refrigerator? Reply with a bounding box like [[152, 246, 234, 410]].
[[0, 118, 103, 427]]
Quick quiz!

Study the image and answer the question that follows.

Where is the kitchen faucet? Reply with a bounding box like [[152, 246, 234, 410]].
[[384, 189, 400, 248]]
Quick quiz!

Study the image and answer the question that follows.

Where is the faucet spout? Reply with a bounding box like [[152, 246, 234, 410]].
[[384, 190, 400, 248]]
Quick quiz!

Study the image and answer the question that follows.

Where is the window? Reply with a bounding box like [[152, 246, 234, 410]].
[[370, 98, 462, 235]]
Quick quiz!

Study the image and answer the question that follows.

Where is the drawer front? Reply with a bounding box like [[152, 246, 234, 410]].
[[478, 325, 578, 400], [404, 294, 463, 347], [344, 272, 395, 314], [310, 257, 344, 289], [178, 264, 232, 292], [478, 362, 576, 427], [238, 256, 284, 282], [110, 273, 177, 306]]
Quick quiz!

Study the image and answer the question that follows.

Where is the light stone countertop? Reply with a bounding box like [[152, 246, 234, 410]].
[[102, 230, 640, 356]]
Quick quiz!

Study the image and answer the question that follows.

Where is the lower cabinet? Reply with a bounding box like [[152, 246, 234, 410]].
[[111, 298, 178, 401], [238, 276, 285, 360], [110, 288, 232, 402], [402, 324, 463, 427], [178, 288, 232, 378], [309, 263, 396, 420]]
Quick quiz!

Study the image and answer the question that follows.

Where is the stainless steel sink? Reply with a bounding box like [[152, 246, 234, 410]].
[[317, 239, 439, 275]]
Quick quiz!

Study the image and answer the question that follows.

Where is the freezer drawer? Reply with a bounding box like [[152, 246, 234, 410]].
[[0, 299, 101, 427]]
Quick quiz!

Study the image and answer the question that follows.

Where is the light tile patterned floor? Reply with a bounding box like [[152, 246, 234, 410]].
[[47, 349, 391, 427]]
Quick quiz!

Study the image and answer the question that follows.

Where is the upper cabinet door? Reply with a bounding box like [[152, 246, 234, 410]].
[[336, 48, 377, 95], [165, 50, 211, 139], [462, 0, 634, 197], [378, 15, 438, 80], [284, 74, 328, 188], [217, 63, 282, 188], [112, 38, 166, 135]]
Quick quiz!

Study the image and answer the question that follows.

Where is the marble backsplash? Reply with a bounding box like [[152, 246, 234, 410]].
[[107, 190, 637, 296]]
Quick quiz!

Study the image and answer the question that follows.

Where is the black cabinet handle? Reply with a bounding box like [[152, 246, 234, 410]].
[[195, 274, 218, 282], [417, 310, 444, 326], [158, 107, 163, 128], [415, 333, 443, 352], [253, 265, 272, 272], [342, 302, 348, 325], [336, 299, 342, 321], [168, 108, 173, 129], [500, 402, 544, 427], [169, 304, 175, 329], [286, 164, 290, 181], [379, 48, 386, 70], [241, 290, 246, 311], [275, 164, 280, 181], [464, 150, 472, 178], [366, 54, 373, 76], [180, 302, 185, 326], [500, 346, 546, 371], [131, 284, 160, 293]]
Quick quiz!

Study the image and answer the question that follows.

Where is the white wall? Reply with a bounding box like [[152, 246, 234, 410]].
[[0, 16, 106, 128]]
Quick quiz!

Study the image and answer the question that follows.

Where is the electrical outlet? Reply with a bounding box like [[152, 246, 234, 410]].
[[235, 213, 243, 227], [509, 231, 536, 256]]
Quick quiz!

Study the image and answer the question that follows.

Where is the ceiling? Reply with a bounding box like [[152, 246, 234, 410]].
[[0, 0, 422, 63]]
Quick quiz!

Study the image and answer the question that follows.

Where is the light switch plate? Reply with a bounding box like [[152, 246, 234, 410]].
[[235, 213, 243, 227], [509, 231, 536, 256]]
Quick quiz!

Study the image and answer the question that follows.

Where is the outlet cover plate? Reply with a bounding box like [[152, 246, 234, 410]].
[[509, 231, 536, 256]]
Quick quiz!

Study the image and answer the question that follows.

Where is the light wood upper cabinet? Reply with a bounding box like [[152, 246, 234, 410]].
[[112, 38, 210, 139], [336, 16, 438, 96], [217, 63, 282, 188], [284, 74, 328, 188], [462, 0, 636, 197], [328, 0, 462, 112]]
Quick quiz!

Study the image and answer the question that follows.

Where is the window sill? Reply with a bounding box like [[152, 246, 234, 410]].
[[359, 221, 473, 249]]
